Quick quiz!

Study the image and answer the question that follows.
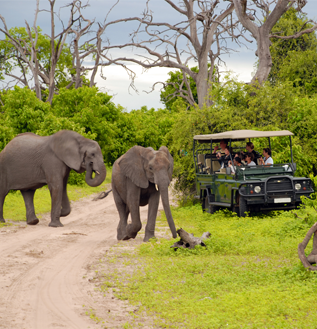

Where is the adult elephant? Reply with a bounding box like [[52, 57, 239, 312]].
[[0, 130, 106, 227], [112, 145, 177, 242]]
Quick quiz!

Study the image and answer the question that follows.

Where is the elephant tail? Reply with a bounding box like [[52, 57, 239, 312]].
[[93, 189, 112, 201]]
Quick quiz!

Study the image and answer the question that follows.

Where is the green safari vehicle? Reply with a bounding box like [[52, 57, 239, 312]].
[[193, 130, 314, 216]]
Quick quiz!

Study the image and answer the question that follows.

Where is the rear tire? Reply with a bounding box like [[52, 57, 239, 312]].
[[239, 196, 248, 217]]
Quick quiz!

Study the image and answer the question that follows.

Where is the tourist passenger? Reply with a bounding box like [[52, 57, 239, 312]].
[[240, 153, 247, 165], [258, 148, 273, 166], [234, 151, 242, 159], [228, 157, 242, 173], [213, 140, 228, 156], [234, 157, 242, 167], [244, 142, 260, 162], [245, 152, 256, 166], [220, 146, 231, 168]]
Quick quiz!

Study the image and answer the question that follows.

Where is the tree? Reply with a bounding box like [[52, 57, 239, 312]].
[[268, 8, 317, 85], [160, 67, 198, 111], [102, 0, 247, 108], [233, 0, 317, 85], [0, 27, 73, 93], [0, 0, 107, 103]]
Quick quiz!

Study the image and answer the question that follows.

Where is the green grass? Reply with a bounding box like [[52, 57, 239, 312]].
[[0, 167, 112, 227], [100, 204, 317, 328]]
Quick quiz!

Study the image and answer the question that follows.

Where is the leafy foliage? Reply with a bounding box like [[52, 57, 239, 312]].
[[278, 50, 317, 95], [268, 8, 317, 85], [160, 67, 199, 110]]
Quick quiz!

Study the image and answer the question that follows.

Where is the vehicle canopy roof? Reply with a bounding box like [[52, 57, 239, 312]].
[[194, 129, 294, 143]]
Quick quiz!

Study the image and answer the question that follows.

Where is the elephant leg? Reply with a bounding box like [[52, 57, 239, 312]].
[[124, 183, 142, 240], [113, 185, 130, 240], [48, 180, 64, 227], [21, 190, 39, 225], [60, 171, 71, 217], [117, 204, 130, 240], [125, 201, 142, 240], [0, 191, 8, 223], [125, 205, 142, 240], [144, 191, 160, 242]]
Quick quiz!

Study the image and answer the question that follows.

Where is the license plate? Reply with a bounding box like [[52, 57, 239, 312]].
[[274, 198, 291, 203]]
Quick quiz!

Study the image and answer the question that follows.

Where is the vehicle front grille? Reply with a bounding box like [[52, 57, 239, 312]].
[[267, 177, 292, 191]]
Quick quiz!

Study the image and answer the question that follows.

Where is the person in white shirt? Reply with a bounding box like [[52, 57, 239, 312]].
[[245, 152, 256, 166], [258, 148, 273, 166]]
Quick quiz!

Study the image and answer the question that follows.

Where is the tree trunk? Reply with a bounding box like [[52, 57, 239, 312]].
[[298, 222, 317, 271], [251, 31, 272, 84], [196, 59, 210, 108]]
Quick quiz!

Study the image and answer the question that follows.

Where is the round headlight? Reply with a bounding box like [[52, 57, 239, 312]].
[[295, 183, 301, 191], [254, 186, 261, 193]]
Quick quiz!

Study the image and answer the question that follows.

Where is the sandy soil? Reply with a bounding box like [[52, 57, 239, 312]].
[[0, 189, 169, 329]]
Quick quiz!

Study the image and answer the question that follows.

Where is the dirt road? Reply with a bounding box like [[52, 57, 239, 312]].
[[0, 191, 159, 329]]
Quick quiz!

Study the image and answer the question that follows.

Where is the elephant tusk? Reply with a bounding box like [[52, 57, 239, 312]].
[[155, 184, 159, 191], [95, 170, 100, 175]]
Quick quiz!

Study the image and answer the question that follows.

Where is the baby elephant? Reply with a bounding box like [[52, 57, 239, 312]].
[[0, 130, 107, 227], [112, 145, 177, 242]]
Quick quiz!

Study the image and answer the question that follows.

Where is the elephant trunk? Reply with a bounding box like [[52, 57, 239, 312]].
[[160, 186, 177, 239], [85, 160, 107, 187]]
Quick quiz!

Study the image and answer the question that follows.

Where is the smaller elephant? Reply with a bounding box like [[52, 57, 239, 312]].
[[0, 130, 107, 227], [112, 145, 177, 242]]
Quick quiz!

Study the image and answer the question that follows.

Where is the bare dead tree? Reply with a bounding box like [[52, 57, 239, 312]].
[[46, 0, 84, 103], [0, 0, 43, 98], [66, 0, 138, 90], [101, 0, 248, 108], [0, 0, 97, 103], [66, 1, 95, 89], [232, 0, 317, 85]]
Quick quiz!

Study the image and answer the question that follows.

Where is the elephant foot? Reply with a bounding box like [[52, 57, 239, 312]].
[[122, 235, 132, 240], [117, 229, 127, 241], [122, 233, 139, 240], [49, 221, 64, 227], [60, 208, 71, 217], [0, 218, 5, 223], [27, 218, 39, 225], [144, 233, 156, 242]]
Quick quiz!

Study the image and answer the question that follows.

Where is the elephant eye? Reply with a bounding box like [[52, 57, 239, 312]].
[[92, 153, 95, 157], [149, 166, 153, 170]]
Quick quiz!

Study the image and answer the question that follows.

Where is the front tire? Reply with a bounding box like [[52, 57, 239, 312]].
[[203, 194, 218, 214], [238, 196, 248, 217]]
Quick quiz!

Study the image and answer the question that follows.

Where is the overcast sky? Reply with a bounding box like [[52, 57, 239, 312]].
[[1, 0, 317, 111]]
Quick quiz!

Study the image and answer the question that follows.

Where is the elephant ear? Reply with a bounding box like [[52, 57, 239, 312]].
[[159, 146, 174, 181], [50, 130, 83, 171], [119, 146, 153, 189]]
